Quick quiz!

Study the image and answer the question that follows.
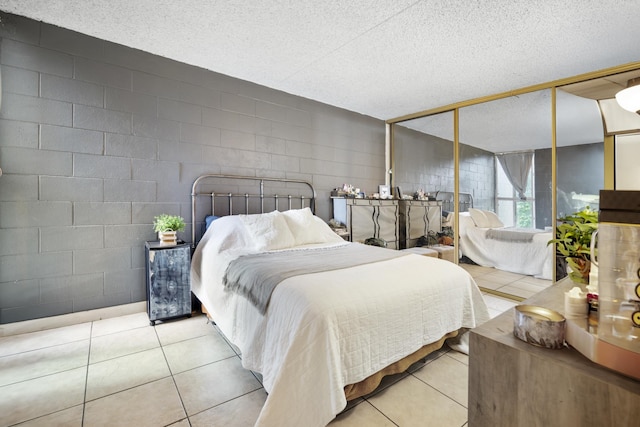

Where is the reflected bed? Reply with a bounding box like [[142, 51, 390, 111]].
[[459, 210, 554, 280]]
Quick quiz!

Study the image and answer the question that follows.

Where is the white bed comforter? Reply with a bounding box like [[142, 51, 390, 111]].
[[459, 214, 554, 280], [191, 217, 489, 427]]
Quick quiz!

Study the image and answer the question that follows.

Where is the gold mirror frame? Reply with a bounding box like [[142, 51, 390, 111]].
[[386, 60, 640, 299]]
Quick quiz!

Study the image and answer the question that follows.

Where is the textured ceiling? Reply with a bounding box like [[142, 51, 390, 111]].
[[1, 0, 640, 151]]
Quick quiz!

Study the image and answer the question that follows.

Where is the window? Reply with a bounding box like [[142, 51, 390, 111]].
[[495, 155, 535, 228]]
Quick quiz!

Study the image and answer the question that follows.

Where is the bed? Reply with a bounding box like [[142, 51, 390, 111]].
[[458, 209, 554, 280], [190, 174, 490, 427], [431, 191, 554, 280]]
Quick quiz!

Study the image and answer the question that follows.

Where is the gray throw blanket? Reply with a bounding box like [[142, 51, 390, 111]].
[[223, 243, 407, 314], [485, 227, 540, 243]]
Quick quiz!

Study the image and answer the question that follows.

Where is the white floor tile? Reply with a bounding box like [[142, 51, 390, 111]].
[[0, 367, 86, 426], [89, 325, 160, 364], [167, 419, 191, 427], [86, 347, 171, 401], [446, 348, 469, 366], [482, 271, 521, 285], [84, 377, 186, 427], [474, 276, 504, 290], [498, 285, 536, 299], [173, 356, 262, 416], [13, 404, 84, 427], [412, 353, 469, 407], [189, 389, 268, 427], [506, 279, 549, 293], [466, 264, 547, 300], [163, 333, 236, 374], [514, 276, 552, 288], [483, 294, 518, 313], [154, 313, 214, 346], [91, 312, 151, 338], [0, 323, 91, 357], [367, 375, 467, 427], [0, 339, 89, 387], [330, 401, 396, 426]]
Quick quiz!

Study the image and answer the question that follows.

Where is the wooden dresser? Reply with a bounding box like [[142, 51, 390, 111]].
[[469, 279, 640, 426]]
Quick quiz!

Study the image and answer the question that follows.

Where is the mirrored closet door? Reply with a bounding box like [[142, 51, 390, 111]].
[[456, 90, 554, 300]]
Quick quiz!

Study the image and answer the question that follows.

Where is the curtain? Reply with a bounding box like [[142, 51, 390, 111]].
[[497, 152, 533, 200]]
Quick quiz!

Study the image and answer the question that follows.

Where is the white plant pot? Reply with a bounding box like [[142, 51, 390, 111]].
[[158, 231, 177, 245]]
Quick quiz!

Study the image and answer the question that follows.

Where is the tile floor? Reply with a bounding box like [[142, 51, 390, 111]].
[[459, 263, 552, 301], [0, 287, 521, 427]]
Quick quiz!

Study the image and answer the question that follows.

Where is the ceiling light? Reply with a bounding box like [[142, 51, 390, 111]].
[[615, 77, 640, 114]]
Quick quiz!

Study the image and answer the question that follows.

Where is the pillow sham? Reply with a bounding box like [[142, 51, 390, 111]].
[[482, 210, 504, 228], [281, 207, 344, 245], [200, 215, 255, 254], [458, 212, 476, 236], [240, 210, 295, 251], [469, 208, 491, 228]]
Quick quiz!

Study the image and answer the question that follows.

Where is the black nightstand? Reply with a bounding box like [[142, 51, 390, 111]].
[[145, 241, 192, 325]]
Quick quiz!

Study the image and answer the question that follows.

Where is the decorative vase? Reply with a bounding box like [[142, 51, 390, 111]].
[[158, 231, 177, 245], [566, 257, 590, 284]]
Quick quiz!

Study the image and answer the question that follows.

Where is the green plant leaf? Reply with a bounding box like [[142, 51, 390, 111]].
[[547, 207, 598, 262], [153, 214, 186, 232]]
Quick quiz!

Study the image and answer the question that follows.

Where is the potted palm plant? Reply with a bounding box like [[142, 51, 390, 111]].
[[153, 214, 186, 245], [548, 207, 598, 284]]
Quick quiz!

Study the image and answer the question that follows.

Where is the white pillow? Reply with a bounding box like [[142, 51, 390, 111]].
[[482, 210, 504, 228], [469, 208, 491, 228], [239, 210, 295, 251], [281, 208, 343, 245], [458, 212, 477, 236], [200, 215, 254, 254]]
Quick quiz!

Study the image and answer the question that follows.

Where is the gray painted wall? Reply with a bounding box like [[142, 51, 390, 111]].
[[535, 142, 604, 228], [0, 13, 387, 323], [393, 125, 495, 210]]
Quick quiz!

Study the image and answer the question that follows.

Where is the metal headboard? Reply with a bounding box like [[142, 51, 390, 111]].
[[191, 174, 317, 247], [433, 191, 474, 213]]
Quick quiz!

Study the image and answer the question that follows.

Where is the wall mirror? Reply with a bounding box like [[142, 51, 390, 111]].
[[554, 87, 604, 217], [392, 112, 455, 250], [389, 62, 640, 301], [558, 69, 640, 192], [393, 92, 556, 301], [393, 111, 454, 197], [457, 90, 553, 300]]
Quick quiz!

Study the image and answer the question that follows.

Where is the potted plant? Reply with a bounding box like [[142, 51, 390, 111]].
[[153, 214, 186, 245], [547, 207, 598, 284]]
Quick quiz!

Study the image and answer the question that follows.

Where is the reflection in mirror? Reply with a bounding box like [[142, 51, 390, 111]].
[[393, 111, 454, 197], [459, 91, 553, 218], [616, 133, 640, 189], [555, 87, 605, 217], [456, 90, 554, 300], [553, 84, 606, 284], [559, 69, 640, 195], [393, 110, 496, 210], [563, 69, 640, 135], [391, 66, 640, 301], [392, 112, 455, 251]]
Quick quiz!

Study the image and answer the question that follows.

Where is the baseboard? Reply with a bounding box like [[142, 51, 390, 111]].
[[0, 302, 147, 337]]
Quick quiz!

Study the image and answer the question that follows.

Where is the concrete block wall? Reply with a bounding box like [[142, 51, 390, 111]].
[[535, 142, 603, 228], [0, 13, 386, 323], [459, 143, 495, 210], [393, 124, 495, 210]]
